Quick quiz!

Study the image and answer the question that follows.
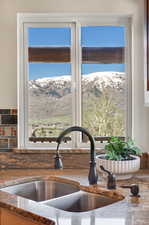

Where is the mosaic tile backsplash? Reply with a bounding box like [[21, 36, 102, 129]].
[[0, 109, 17, 150]]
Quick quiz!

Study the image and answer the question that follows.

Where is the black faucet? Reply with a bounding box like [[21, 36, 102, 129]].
[[54, 126, 98, 185], [100, 165, 116, 189]]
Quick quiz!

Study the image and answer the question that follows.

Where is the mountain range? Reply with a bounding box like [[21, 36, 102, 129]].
[[28, 72, 126, 122]]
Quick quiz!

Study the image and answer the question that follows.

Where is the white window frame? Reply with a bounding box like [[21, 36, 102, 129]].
[[17, 13, 132, 149]]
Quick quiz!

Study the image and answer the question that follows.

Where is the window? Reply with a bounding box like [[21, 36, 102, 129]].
[[18, 14, 132, 149], [28, 25, 73, 145]]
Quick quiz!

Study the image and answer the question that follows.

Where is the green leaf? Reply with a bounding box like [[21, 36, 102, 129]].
[[104, 136, 141, 161]]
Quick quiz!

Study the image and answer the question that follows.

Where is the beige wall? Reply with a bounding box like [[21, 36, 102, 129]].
[[0, 0, 149, 152]]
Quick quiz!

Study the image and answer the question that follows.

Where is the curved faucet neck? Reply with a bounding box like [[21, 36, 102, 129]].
[[57, 126, 95, 162], [56, 126, 98, 185]]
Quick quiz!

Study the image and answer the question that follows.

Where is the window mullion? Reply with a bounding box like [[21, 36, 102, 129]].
[[71, 22, 77, 148], [24, 23, 29, 149], [125, 19, 132, 139], [71, 21, 82, 149], [18, 18, 26, 148], [75, 21, 82, 148]]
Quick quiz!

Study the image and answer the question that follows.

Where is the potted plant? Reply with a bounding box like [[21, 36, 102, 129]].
[[96, 136, 141, 180]]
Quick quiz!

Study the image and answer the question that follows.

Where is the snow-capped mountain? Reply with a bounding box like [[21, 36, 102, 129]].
[[82, 72, 125, 87], [29, 75, 71, 89], [29, 72, 125, 98], [28, 72, 126, 121]]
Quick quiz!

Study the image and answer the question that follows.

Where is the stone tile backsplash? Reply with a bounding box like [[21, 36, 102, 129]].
[[1, 115, 17, 124], [0, 109, 11, 115], [0, 109, 17, 150]]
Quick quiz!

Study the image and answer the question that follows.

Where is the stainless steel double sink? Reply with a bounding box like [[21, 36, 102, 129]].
[[0, 180, 120, 213]]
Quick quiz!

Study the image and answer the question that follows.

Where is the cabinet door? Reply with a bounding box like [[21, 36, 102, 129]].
[[1, 208, 42, 225]]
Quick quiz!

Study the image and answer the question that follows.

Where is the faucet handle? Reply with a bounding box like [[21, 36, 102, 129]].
[[120, 184, 140, 197], [100, 165, 116, 190], [100, 165, 112, 175]]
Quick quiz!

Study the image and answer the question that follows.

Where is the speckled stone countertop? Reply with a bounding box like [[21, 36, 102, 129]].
[[0, 169, 148, 225]]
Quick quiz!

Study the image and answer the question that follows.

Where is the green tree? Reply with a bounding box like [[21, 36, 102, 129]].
[[83, 90, 125, 137]]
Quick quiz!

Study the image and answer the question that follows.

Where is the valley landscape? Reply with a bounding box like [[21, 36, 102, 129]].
[[28, 72, 126, 138]]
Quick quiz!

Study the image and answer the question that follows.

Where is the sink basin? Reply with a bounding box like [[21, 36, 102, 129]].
[[43, 191, 119, 212], [1, 180, 79, 202]]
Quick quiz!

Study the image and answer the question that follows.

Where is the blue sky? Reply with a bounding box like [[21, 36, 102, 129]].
[[28, 26, 125, 80]]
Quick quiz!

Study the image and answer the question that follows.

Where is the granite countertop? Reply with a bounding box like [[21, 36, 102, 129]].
[[0, 169, 148, 225]]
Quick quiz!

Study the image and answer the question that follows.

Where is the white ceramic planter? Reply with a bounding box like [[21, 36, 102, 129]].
[[96, 154, 140, 180]]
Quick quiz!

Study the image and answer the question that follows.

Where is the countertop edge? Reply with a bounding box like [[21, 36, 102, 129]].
[[0, 201, 55, 225]]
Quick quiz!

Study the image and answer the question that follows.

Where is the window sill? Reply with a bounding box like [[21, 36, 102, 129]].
[[12, 148, 104, 154]]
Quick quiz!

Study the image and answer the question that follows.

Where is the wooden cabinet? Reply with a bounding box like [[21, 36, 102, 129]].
[[146, 0, 149, 91], [145, 0, 149, 105], [0, 208, 43, 225]]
